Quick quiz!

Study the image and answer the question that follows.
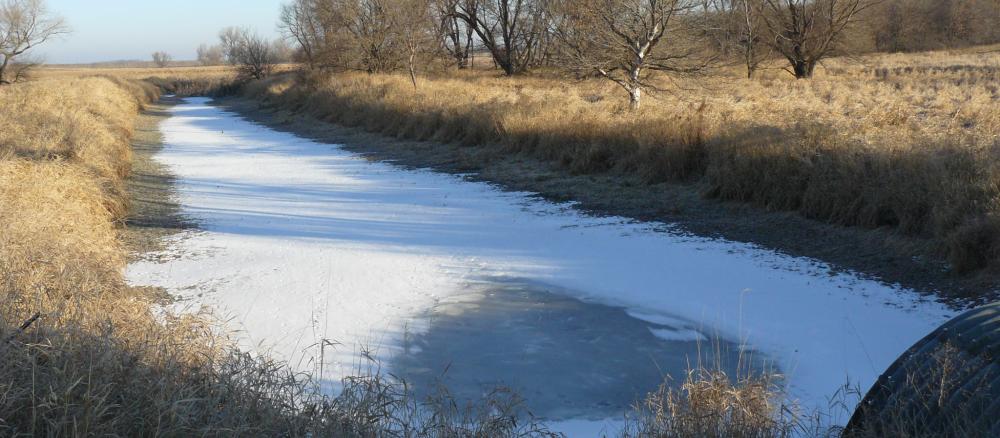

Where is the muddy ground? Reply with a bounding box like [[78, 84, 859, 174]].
[[123, 96, 192, 261]]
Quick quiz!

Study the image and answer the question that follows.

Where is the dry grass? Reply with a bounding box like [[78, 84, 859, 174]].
[[240, 48, 1000, 275], [35, 64, 237, 81], [621, 357, 993, 438], [0, 76, 252, 435], [619, 369, 803, 438], [35, 64, 300, 97], [35, 65, 244, 97]]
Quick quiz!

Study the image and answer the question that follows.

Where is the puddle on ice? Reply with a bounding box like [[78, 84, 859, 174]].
[[393, 280, 767, 421]]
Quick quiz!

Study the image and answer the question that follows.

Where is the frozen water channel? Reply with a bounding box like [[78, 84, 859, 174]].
[[128, 98, 955, 434]]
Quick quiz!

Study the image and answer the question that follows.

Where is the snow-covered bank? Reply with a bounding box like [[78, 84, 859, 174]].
[[128, 98, 954, 430]]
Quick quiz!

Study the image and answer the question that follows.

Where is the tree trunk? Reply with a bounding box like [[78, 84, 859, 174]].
[[628, 65, 642, 110], [0, 57, 8, 85], [792, 59, 816, 79], [408, 50, 417, 89], [496, 52, 513, 75], [792, 61, 806, 78], [462, 25, 474, 69], [629, 86, 641, 111]]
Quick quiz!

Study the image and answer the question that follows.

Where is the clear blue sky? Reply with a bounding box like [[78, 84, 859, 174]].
[[38, 0, 284, 64]]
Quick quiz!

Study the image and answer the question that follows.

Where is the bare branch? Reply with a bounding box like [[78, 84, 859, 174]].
[[220, 26, 277, 80], [0, 0, 69, 84], [552, 0, 715, 110], [151, 51, 172, 68], [757, 0, 875, 79]]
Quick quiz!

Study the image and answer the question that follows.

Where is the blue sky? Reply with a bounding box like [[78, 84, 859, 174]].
[[38, 0, 284, 64]]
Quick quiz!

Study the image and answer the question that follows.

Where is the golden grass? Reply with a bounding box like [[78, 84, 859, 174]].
[[0, 77, 150, 320], [0, 76, 203, 434], [35, 64, 237, 81], [620, 369, 801, 438], [240, 49, 1000, 274], [0, 76, 315, 436], [34, 64, 294, 96]]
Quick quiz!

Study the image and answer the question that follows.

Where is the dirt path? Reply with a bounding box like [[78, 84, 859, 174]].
[[218, 97, 995, 305]]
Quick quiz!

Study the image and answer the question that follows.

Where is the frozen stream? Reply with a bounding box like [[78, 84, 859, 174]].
[[128, 98, 955, 434]]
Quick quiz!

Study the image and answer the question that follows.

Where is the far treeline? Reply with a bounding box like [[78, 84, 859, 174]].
[[212, 0, 1000, 109]]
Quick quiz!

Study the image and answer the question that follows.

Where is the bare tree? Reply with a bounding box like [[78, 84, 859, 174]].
[[220, 27, 276, 80], [279, 0, 323, 68], [705, 0, 766, 78], [151, 51, 172, 68], [340, 0, 402, 73], [867, 0, 1000, 52], [270, 37, 295, 63], [196, 43, 224, 65], [554, 0, 713, 110], [394, 0, 439, 87], [694, 0, 767, 79], [758, 0, 875, 79], [0, 0, 67, 85], [280, 0, 445, 75], [5, 53, 37, 81], [435, 0, 476, 68], [219, 26, 241, 58], [451, 0, 547, 75], [737, 0, 766, 78]]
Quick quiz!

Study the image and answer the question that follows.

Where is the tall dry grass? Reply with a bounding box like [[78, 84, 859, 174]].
[[0, 76, 251, 435], [241, 49, 1000, 274], [0, 77, 301, 435], [619, 369, 803, 438]]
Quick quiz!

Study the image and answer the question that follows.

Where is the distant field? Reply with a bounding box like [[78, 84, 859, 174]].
[[36, 64, 238, 81], [35, 63, 295, 84]]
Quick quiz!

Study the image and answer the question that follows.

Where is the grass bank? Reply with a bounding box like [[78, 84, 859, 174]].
[[0, 76, 416, 436], [0, 76, 283, 435], [235, 49, 1000, 299]]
